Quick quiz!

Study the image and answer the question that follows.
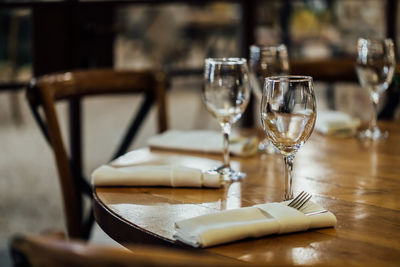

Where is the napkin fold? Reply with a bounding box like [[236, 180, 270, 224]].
[[147, 130, 258, 157], [92, 164, 222, 188], [174, 201, 336, 247], [315, 110, 360, 137]]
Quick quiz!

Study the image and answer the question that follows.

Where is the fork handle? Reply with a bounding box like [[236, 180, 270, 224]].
[[304, 209, 328, 216]]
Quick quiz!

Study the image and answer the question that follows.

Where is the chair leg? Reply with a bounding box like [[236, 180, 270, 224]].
[[82, 208, 95, 240], [9, 235, 31, 267], [9, 92, 23, 125], [69, 99, 83, 178]]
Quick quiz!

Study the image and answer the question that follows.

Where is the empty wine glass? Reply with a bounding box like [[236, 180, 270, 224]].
[[203, 58, 251, 181], [261, 76, 316, 200], [355, 38, 396, 140], [249, 44, 289, 152]]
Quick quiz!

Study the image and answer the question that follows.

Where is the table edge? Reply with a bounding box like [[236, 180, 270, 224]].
[[93, 188, 178, 247]]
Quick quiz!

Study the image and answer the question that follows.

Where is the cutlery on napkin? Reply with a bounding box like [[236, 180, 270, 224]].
[[315, 110, 360, 137], [147, 130, 258, 157], [174, 201, 336, 247], [92, 164, 223, 188]]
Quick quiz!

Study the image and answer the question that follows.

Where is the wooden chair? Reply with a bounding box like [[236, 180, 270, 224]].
[[26, 69, 168, 240], [10, 233, 256, 267], [291, 58, 400, 118], [290, 57, 357, 83]]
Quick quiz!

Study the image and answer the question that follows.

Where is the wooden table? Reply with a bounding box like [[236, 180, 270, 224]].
[[94, 121, 400, 266]]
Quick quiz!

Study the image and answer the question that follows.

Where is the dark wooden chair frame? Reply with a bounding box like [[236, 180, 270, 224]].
[[26, 69, 168, 239], [9, 232, 257, 267]]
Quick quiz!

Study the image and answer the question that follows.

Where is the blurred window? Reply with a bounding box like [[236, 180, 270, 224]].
[[0, 9, 32, 84], [114, 3, 241, 71]]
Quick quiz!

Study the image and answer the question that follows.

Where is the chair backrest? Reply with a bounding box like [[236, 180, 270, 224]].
[[290, 57, 357, 82], [26, 69, 168, 239], [10, 233, 256, 267], [291, 58, 400, 118]]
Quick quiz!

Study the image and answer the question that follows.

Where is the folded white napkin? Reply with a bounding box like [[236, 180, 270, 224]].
[[174, 201, 336, 247], [147, 130, 258, 157], [92, 165, 222, 188], [315, 110, 360, 137]]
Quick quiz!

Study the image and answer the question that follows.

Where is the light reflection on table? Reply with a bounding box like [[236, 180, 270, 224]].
[[94, 121, 400, 266]]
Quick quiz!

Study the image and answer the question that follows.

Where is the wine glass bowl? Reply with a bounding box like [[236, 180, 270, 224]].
[[249, 44, 289, 152], [203, 58, 251, 181], [355, 38, 396, 140], [249, 44, 289, 100], [261, 76, 316, 200]]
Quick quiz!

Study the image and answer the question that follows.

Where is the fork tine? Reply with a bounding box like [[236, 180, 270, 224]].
[[297, 194, 312, 210], [288, 192, 312, 210], [290, 193, 308, 209], [287, 191, 305, 207]]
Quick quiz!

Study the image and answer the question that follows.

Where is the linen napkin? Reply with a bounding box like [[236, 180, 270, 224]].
[[315, 110, 360, 137], [174, 201, 336, 247], [92, 164, 222, 188], [147, 130, 258, 157]]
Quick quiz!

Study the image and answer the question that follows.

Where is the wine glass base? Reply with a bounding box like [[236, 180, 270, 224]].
[[213, 166, 246, 181], [357, 127, 388, 140]]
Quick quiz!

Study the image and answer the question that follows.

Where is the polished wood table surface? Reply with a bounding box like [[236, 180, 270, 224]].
[[94, 121, 400, 266]]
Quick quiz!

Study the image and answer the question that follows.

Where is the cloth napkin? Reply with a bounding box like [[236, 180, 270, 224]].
[[147, 130, 258, 157], [92, 164, 222, 188], [315, 110, 360, 137], [174, 201, 336, 247]]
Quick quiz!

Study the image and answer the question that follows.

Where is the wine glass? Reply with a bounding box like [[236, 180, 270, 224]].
[[203, 58, 251, 181], [249, 44, 289, 152], [355, 38, 396, 140], [261, 76, 316, 200]]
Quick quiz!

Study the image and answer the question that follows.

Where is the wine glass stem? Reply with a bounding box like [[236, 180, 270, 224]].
[[370, 92, 380, 131], [283, 154, 294, 200], [221, 122, 231, 168]]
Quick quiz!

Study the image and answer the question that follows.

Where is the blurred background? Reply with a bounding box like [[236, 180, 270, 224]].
[[0, 0, 399, 265]]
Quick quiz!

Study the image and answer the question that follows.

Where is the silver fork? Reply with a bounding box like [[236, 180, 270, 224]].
[[287, 191, 312, 211], [287, 191, 328, 216]]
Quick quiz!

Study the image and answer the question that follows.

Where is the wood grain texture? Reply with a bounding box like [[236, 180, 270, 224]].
[[94, 121, 400, 266]]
